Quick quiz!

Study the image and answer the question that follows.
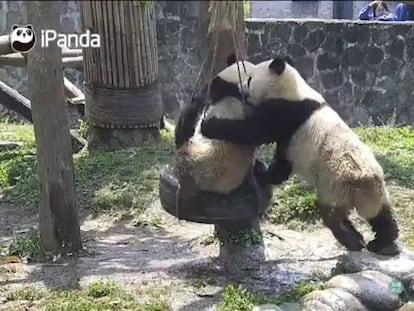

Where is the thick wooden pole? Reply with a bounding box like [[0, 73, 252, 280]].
[[80, 1, 162, 150], [26, 1, 82, 255]]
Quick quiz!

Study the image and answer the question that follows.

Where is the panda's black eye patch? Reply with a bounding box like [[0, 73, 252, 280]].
[[26, 30, 32, 35], [17, 30, 22, 35]]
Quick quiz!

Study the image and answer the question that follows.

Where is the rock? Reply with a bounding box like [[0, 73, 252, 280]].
[[0, 141, 24, 151], [399, 302, 414, 311], [294, 56, 315, 81], [302, 288, 367, 311], [340, 247, 414, 286], [316, 52, 340, 71], [343, 46, 364, 67], [364, 45, 384, 66], [386, 38, 405, 59], [327, 270, 402, 310], [287, 44, 307, 58], [303, 29, 325, 52], [252, 304, 284, 311], [320, 71, 343, 89]]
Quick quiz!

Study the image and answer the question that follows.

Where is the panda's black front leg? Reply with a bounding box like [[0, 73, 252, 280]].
[[263, 159, 292, 185], [258, 141, 292, 186]]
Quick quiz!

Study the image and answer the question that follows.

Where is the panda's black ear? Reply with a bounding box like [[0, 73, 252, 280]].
[[226, 53, 237, 66], [269, 58, 286, 75], [12, 24, 18, 31], [26, 25, 33, 30]]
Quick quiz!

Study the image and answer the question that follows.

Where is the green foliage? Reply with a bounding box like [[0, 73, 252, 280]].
[[7, 281, 170, 311], [7, 229, 42, 261], [0, 125, 175, 217], [217, 282, 326, 311], [216, 228, 262, 247], [269, 178, 318, 225], [355, 125, 414, 188]]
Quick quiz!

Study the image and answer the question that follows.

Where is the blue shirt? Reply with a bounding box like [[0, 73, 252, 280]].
[[359, 3, 414, 21]]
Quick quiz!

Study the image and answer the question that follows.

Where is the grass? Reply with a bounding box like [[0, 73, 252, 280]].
[[6, 281, 170, 311], [6, 229, 42, 262], [0, 122, 175, 217], [217, 282, 326, 311]]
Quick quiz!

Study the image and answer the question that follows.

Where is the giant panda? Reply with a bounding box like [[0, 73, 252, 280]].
[[200, 56, 400, 256], [173, 54, 265, 206]]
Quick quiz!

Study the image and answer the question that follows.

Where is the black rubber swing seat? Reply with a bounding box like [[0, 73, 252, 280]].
[[158, 160, 273, 224]]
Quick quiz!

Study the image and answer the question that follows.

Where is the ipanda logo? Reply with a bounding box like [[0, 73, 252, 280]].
[[10, 24, 36, 53], [9, 24, 100, 52], [41, 29, 100, 48]]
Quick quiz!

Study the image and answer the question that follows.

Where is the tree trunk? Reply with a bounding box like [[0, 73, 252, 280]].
[[26, 1, 82, 255], [205, 1, 265, 266], [80, 1, 162, 150]]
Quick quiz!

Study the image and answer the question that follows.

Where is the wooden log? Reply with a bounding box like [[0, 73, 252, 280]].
[[0, 79, 32, 121], [26, 0, 82, 255], [64, 77, 84, 99], [0, 35, 13, 56], [0, 53, 83, 68], [0, 35, 83, 57], [0, 79, 85, 152]]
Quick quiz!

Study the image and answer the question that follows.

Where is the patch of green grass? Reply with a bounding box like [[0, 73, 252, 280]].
[[7, 229, 42, 261], [217, 282, 326, 311], [205, 228, 262, 248], [7, 281, 170, 311], [355, 125, 414, 188], [0, 123, 175, 216], [0, 122, 36, 148], [268, 178, 318, 225]]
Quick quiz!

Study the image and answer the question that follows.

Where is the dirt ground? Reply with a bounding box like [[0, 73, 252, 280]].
[[0, 197, 354, 311]]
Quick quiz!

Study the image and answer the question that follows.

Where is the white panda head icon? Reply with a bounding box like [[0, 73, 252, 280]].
[[10, 24, 36, 53]]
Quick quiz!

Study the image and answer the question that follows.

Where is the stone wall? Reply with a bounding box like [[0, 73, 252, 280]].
[[1, 1, 414, 126], [245, 18, 414, 125]]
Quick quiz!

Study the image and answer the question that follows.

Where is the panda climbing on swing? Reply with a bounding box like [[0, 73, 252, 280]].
[[200, 56, 400, 256], [159, 53, 272, 222]]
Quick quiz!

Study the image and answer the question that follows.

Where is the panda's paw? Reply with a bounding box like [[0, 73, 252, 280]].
[[367, 239, 401, 256]]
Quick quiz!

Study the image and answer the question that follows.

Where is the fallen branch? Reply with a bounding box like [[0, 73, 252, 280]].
[[0, 35, 12, 56], [0, 79, 85, 152], [64, 77, 84, 99]]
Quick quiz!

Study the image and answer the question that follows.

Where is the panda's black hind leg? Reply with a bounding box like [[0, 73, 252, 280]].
[[320, 205, 366, 252], [264, 159, 292, 185], [367, 203, 400, 256]]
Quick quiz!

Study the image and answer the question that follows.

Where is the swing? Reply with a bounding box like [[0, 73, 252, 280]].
[[158, 2, 272, 224]]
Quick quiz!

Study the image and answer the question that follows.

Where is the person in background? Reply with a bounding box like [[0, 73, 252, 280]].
[[358, 1, 396, 20], [359, 1, 414, 21], [394, 2, 414, 20]]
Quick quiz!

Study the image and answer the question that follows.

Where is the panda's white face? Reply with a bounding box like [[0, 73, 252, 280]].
[[242, 58, 324, 105]]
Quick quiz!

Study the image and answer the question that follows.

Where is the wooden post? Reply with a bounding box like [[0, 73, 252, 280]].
[[80, 1, 163, 150], [25, 1, 82, 255]]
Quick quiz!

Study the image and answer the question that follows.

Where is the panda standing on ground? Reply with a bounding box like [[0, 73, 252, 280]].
[[172, 53, 266, 207], [200, 56, 400, 256]]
